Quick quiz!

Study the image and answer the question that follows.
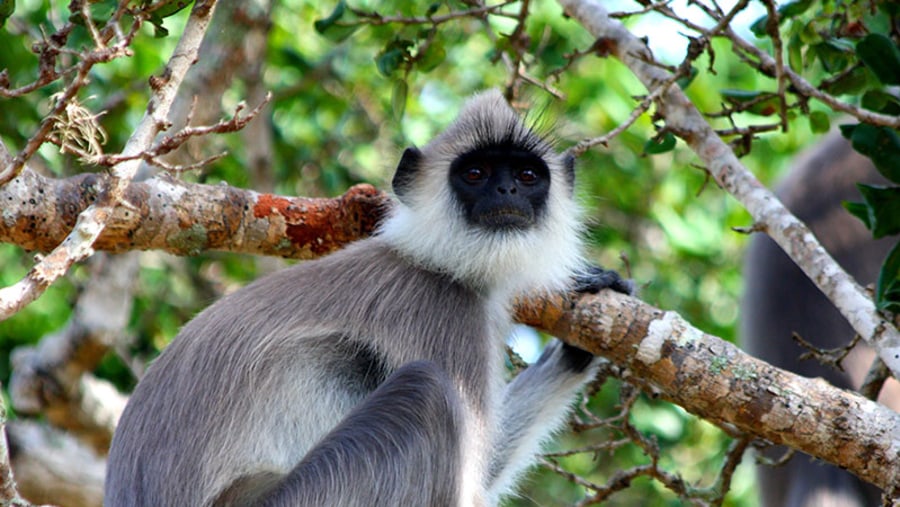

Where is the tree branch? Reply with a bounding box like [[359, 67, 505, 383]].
[[0, 168, 388, 263], [515, 290, 900, 494], [556, 0, 900, 380]]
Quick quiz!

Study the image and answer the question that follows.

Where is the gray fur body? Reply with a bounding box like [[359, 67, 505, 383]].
[[108, 240, 492, 505], [106, 90, 601, 506]]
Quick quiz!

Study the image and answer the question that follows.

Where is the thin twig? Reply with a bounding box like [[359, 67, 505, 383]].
[[762, 0, 789, 132], [566, 67, 686, 157]]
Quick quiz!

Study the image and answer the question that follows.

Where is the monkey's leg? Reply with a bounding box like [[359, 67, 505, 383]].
[[258, 360, 465, 507]]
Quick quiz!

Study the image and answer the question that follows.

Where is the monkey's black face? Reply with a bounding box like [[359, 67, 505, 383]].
[[448, 145, 550, 232]]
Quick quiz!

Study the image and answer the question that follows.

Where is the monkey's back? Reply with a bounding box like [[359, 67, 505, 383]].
[[741, 134, 893, 507], [105, 238, 499, 506]]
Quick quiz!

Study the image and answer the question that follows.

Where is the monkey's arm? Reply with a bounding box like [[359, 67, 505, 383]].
[[572, 265, 635, 295], [487, 267, 633, 500]]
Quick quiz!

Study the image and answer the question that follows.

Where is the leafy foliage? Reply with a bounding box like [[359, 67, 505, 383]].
[[877, 242, 900, 313]]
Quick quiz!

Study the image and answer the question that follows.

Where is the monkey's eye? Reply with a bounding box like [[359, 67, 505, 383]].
[[517, 168, 538, 184], [463, 167, 486, 183]]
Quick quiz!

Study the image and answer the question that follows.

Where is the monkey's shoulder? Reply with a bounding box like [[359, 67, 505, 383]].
[[174, 238, 487, 347]]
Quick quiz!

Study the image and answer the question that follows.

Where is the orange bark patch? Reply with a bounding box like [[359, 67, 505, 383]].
[[253, 194, 294, 219], [253, 193, 335, 254]]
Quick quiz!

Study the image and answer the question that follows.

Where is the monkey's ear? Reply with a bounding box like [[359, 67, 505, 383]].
[[392, 147, 423, 201]]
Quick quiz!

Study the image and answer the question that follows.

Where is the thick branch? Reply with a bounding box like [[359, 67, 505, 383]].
[[515, 291, 900, 494], [557, 0, 900, 378], [0, 168, 388, 260]]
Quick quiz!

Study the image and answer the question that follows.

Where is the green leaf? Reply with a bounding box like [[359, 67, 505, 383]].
[[375, 39, 415, 76], [787, 33, 803, 72], [779, 0, 814, 17], [643, 132, 676, 155], [150, 19, 169, 37], [856, 184, 900, 238], [154, 0, 192, 19], [0, 0, 15, 28], [839, 123, 857, 139], [720, 89, 779, 116], [676, 66, 698, 90], [845, 124, 900, 183], [857, 34, 900, 85], [861, 90, 900, 115], [798, 20, 822, 45], [750, 15, 767, 38], [720, 89, 763, 101], [391, 80, 408, 120], [69, 0, 117, 25], [318, 23, 359, 42], [376, 48, 406, 77], [808, 111, 830, 133], [813, 41, 851, 72], [315, 1, 345, 31], [314, 1, 359, 42], [146, 1, 193, 39], [824, 37, 855, 53], [876, 240, 900, 313], [416, 41, 446, 73], [749, 0, 814, 37], [822, 65, 870, 96], [843, 201, 872, 230]]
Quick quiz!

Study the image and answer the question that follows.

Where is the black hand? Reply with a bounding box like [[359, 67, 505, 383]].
[[572, 265, 635, 295]]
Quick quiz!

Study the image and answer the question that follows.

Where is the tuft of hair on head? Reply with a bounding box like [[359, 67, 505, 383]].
[[379, 89, 586, 299], [429, 90, 556, 161]]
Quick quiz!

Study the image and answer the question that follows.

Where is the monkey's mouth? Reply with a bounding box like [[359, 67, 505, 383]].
[[475, 208, 533, 231]]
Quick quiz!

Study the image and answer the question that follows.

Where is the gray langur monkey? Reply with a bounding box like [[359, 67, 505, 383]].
[[742, 132, 897, 507], [105, 89, 632, 507]]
